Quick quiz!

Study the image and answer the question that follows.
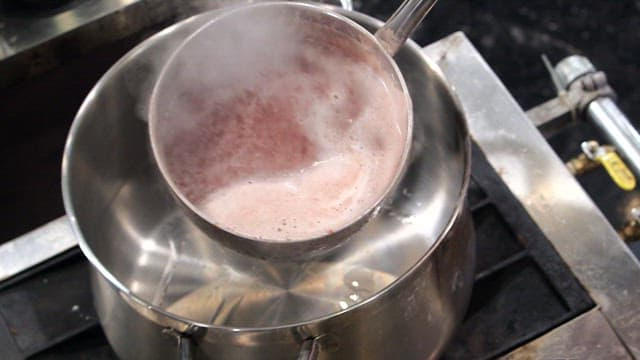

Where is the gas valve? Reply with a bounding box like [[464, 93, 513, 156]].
[[566, 140, 636, 191], [528, 55, 640, 181]]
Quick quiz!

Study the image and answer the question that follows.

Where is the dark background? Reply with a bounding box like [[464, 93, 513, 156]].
[[359, 0, 640, 119], [1, 0, 639, 241]]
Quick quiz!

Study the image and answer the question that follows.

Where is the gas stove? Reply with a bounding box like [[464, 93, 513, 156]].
[[426, 34, 640, 358], [0, 139, 603, 360], [1, 1, 640, 359]]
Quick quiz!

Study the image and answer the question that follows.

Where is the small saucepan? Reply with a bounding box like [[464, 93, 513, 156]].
[[148, 0, 439, 260]]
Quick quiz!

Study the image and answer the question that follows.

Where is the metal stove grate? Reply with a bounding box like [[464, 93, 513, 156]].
[[442, 144, 594, 359]]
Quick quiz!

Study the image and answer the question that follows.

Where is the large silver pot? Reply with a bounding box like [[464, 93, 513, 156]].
[[62, 5, 474, 360]]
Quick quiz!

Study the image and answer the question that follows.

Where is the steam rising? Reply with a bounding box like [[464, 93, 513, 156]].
[[149, 3, 410, 242]]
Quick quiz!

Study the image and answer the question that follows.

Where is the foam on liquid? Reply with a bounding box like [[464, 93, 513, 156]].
[[155, 12, 409, 242]]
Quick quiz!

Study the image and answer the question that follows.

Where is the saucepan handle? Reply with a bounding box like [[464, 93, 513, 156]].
[[297, 337, 321, 360]]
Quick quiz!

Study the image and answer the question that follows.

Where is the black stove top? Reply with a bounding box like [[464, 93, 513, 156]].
[[0, 145, 594, 359]]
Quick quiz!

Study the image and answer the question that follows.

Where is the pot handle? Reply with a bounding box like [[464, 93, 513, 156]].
[[178, 335, 195, 360], [163, 328, 195, 360], [297, 337, 321, 360]]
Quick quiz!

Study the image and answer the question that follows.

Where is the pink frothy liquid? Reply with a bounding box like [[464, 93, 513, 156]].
[[152, 11, 410, 242]]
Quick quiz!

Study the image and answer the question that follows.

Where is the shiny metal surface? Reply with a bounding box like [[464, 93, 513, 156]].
[[92, 211, 473, 359], [149, 2, 414, 260], [0, 0, 350, 88], [424, 32, 640, 357], [297, 338, 321, 360], [553, 55, 640, 178], [588, 97, 640, 178], [0, 0, 350, 61], [63, 8, 473, 360], [501, 309, 630, 360], [0, 0, 140, 60], [526, 96, 573, 130], [0, 216, 76, 282], [0, 0, 173, 88], [0, 0, 354, 270], [554, 55, 596, 89], [375, 0, 438, 55]]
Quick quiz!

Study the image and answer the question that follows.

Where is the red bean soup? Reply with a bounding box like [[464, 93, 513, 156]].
[[150, 7, 411, 242]]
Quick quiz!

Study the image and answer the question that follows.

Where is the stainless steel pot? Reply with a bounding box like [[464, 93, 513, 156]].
[[62, 6, 474, 360]]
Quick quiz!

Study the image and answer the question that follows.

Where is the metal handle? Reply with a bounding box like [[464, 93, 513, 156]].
[[297, 337, 321, 360], [375, 0, 439, 55], [337, 0, 353, 11], [178, 335, 195, 360], [164, 327, 196, 360]]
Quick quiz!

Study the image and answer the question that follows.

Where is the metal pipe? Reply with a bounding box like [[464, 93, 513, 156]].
[[553, 55, 640, 178], [586, 97, 640, 178]]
